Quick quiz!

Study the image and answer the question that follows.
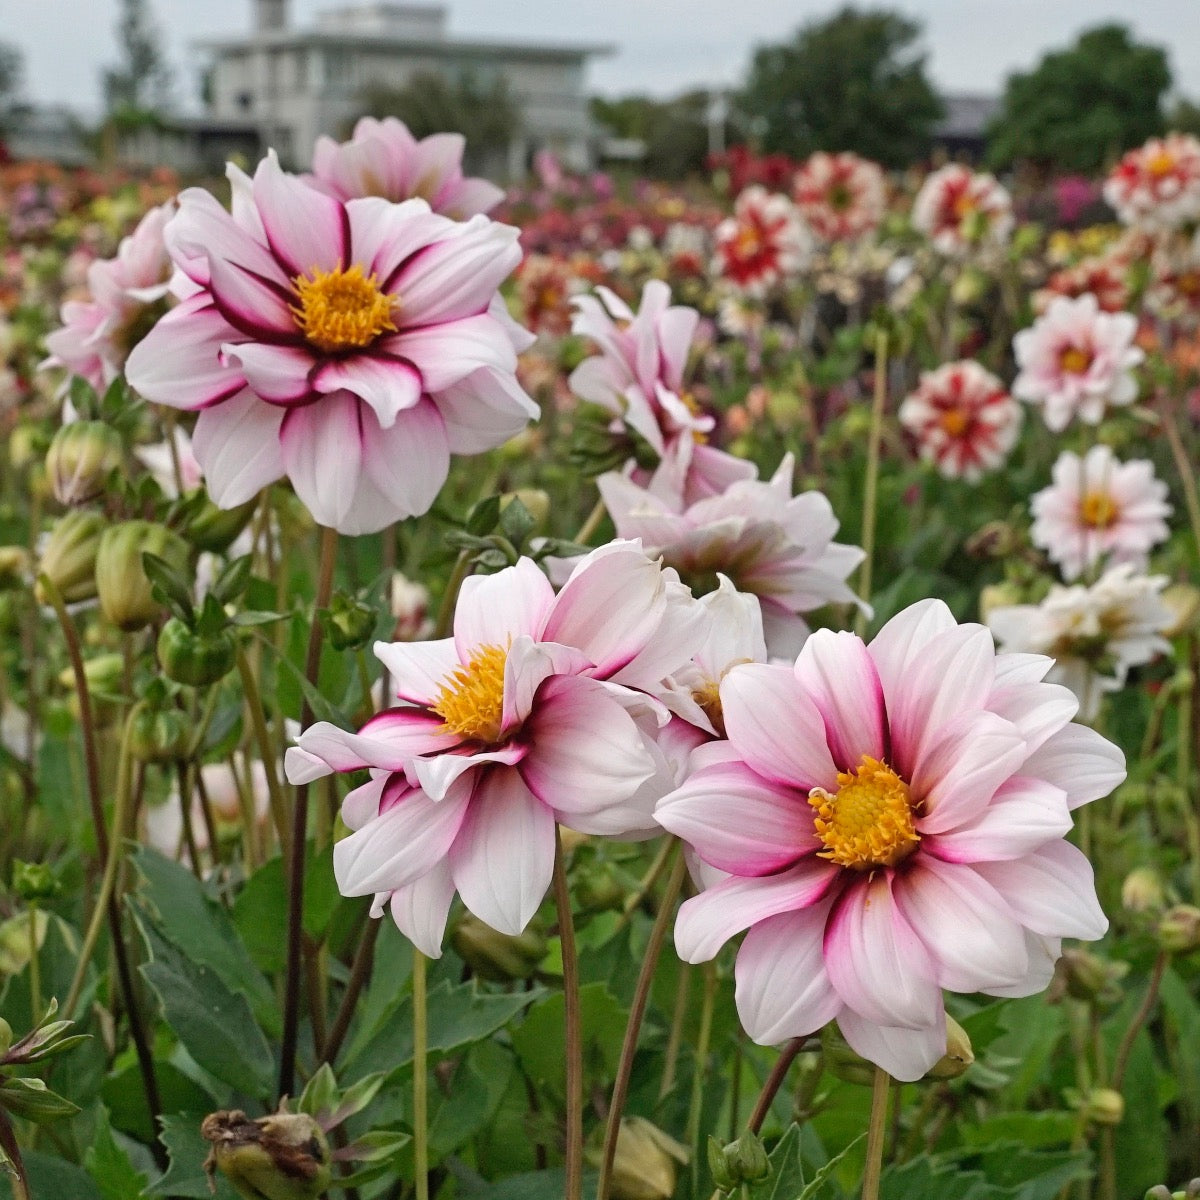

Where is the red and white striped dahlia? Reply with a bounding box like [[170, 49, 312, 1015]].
[[791, 152, 887, 243]]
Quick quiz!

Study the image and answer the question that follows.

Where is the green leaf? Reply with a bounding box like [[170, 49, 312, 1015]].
[[879, 1154, 1001, 1200], [142, 552, 195, 624], [949, 1145, 1091, 1200], [147, 1114, 240, 1199], [498, 496, 535, 546], [465, 494, 501, 536], [956, 1112, 1077, 1151], [0, 1076, 81, 1123], [210, 555, 253, 605], [452, 1166, 599, 1199], [747, 1122, 805, 1199], [84, 1108, 149, 1200], [133, 912, 275, 1101], [231, 610, 288, 627], [429, 1041, 515, 1158], [298, 1063, 339, 1120], [0, 1150, 104, 1200], [103, 1060, 219, 1145], [330, 1130, 412, 1188], [511, 982, 627, 1092], [791, 1133, 864, 1200]]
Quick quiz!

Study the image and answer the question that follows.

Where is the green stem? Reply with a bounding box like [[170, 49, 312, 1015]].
[[433, 551, 472, 640], [0, 1109, 30, 1200], [236, 644, 291, 860], [1112, 952, 1168, 1093], [574, 496, 608, 545], [861, 1065, 891, 1200], [687, 961, 718, 1196], [1162, 408, 1200, 566], [657, 962, 691, 1103], [323, 913, 381, 1067], [27, 905, 41, 1020], [413, 949, 429, 1200], [596, 845, 686, 1200], [552, 826, 584, 1200], [856, 331, 889, 636]]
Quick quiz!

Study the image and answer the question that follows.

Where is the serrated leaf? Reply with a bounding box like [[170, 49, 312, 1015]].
[[147, 1114, 240, 1199], [84, 1108, 149, 1200], [791, 1133, 863, 1200], [465, 494, 501, 536]]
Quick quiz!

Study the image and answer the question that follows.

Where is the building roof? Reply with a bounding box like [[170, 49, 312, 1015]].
[[936, 94, 1000, 141]]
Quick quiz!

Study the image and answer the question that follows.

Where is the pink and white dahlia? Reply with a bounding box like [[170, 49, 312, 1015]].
[[598, 454, 864, 659], [125, 155, 536, 535], [911, 165, 1013, 256], [1013, 295, 1143, 431], [1104, 134, 1200, 230], [988, 566, 1173, 721], [1035, 255, 1131, 316], [791, 152, 887, 243], [656, 599, 1124, 1080], [44, 200, 175, 390], [713, 187, 809, 295], [898, 361, 1021, 482], [1031, 445, 1171, 582], [286, 544, 704, 953], [1147, 240, 1200, 323], [310, 116, 505, 218]]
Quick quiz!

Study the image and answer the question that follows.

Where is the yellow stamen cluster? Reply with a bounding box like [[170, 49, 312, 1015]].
[[692, 679, 725, 737], [939, 408, 970, 437], [291, 263, 396, 353], [1147, 150, 1176, 179], [1080, 491, 1119, 529], [734, 225, 762, 258], [1059, 346, 1092, 375], [809, 755, 919, 871], [431, 643, 507, 744]]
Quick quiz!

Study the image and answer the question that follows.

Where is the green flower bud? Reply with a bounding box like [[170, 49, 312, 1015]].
[[0, 1017, 11, 1059], [926, 1014, 975, 1079], [183, 496, 257, 553], [1074, 1087, 1124, 1127], [1158, 905, 1200, 955], [601, 1117, 687, 1200], [501, 488, 551, 532], [821, 1025, 875, 1087], [1122, 867, 1165, 914], [0, 546, 29, 591], [8, 423, 44, 471], [324, 593, 377, 652], [1052, 948, 1127, 1005], [576, 864, 626, 914], [36, 510, 105, 605], [202, 1110, 332, 1200], [128, 703, 190, 764], [95, 520, 189, 631], [157, 618, 236, 687], [451, 913, 547, 982], [12, 861, 58, 904], [707, 1130, 768, 1194], [46, 420, 123, 506], [978, 581, 1025, 623]]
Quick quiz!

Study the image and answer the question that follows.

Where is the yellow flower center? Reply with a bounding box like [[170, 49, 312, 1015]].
[[1059, 345, 1092, 375], [939, 408, 969, 437], [809, 755, 919, 871], [692, 679, 725, 736], [1080, 491, 1119, 529], [952, 192, 978, 219], [291, 263, 397, 353], [1147, 150, 1176, 178], [431, 643, 507, 744], [734, 225, 762, 258]]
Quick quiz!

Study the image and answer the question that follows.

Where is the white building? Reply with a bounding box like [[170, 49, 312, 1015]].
[[197, 1, 612, 178]]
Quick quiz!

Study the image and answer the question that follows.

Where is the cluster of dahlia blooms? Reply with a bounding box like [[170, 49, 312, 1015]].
[[1034, 254, 1131, 316], [910, 164, 1013, 256], [790, 151, 887, 243], [1103, 133, 1200, 229], [1030, 445, 1171, 582], [898, 360, 1022, 481], [713, 186, 809, 295]]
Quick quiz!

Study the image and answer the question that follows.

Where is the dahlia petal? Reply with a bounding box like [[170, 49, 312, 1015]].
[[734, 900, 841, 1044], [340, 772, 388, 831], [433, 366, 539, 455], [501, 635, 592, 732], [333, 774, 471, 896], [987, 679, 1078, 755], [284, 745, 335, 786], [982, 931, 1062, 999], [310, 355, 422, 428], [794, 630, 886, 770], [657, 304, 700, 393], [208, 256, 298, 339], [1021, 723, 1126, 809], [386, 313, 516, 393], [192, 390, 287, 507], [655, 759, 817, 875], [221, 341, 316, 404], [894, 859, 1029, 992], [388, 859, 457, 958], [720, 662, 838, 792], [254, 153, 348, 277], [166, 186, 286, 290], [836, 1009, 947, 1083], [448, 768, 555, 935], [279, 392, 365, 531], [454, 558, 556, 656], [410, 743, 526, 802], [823, 874, 941, 1030], [673, 858, 839, 963], [924, 776, 1072, 862], [288, 710, 458, 779], [374, 638, 459, 706], [346, 196, 452, 283]]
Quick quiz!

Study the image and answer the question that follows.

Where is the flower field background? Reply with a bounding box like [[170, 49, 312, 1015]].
[[0, 124, 1199, 1200]]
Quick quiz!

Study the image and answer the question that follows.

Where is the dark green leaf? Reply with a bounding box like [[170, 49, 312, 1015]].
[[147, 1114, 240, 1199]]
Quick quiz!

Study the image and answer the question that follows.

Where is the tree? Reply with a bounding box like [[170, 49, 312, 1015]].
[[740, 7, 943, 168], [591, 91, 739, 179], [987, 25, 1170, 174], [0, 41, 23, 133], [102, 0, 174, 120], [1167, 96, 1200, 139]]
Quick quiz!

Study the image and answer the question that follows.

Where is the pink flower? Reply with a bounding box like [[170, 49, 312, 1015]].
[[898, 361, 1021, 481], [598, 454, 864, 659], [1031, 445, 1171, 581], [44, 200, 176, 390], [656, 599, 1124, 1080], [125, 155, 536, 535], [1013, 295, 1143, 431], [911, 165, 1012, 256], [310, 116, 504, 218], [1104, 134, 1200, 229], [791, 152, 887, 242], [285, 544, 704, 953], [1035, 256, 1131, 316], [713, 187, 808, 295]]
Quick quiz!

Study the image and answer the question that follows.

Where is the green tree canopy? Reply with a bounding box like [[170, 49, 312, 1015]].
[[740, 7, 943, 168], [987, 25, 1170, 174], [0, 41, 23, 133], [102, 0, 174, 122], [591, 91, 737, 179]]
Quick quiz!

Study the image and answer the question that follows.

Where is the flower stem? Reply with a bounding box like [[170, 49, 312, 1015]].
[[1162, 408, 1200, 567], [574, 497, 608, 545], [657, 963, 691, 1102], [687, 961, 718, 1196], [596, 844, 686, 1200], [856, 331, 889, 636], [412, 947, 430, 1200], [433, 550, 472, 640], [323, 913, 381, 1067], [861, 1065, 891, 1200], [1112, 951, 1168, 1093], [552, 826, 584, 1200], [747, 1036, 809, 1135], [279, 524, 339, 1100], [235, 643, 291, 859], [0, 1109, 30, 1200], [27, 905, 41, 1021]]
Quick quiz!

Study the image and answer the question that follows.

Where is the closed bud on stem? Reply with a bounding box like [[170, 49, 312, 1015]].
[[202, 1110, 332, 1200], [1158, 905, 1200, 955], [1051, 948, 1127, 1006], [501, 488, 551, 531], [128, 702, 190, 765], [158, 618, 236, 688], [0, 1017, 11, 1059], [12, 862, 57, 904], [1074, 1087, 1124, 1127], [451, 913, 546, 982], [706, 1129, 769, 1194], [820, 1025, 875, 1087], [1122, 866, 1165, 914], [36, 510, 105, 605], [599, 1116, 687, 1200], [183, 497, 257, 553], [1162, 584, 1200, 638], [95, 521, 189, 632], [324, 593, 377, 652], [926, 1014, 974, 1079], [45, 420, 123, 506]]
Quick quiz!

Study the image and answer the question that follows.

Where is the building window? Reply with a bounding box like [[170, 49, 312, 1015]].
[[237, 91, 254, 111]]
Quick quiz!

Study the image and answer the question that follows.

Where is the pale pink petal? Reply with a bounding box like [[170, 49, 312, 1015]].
[[346, 196, 453, 282], [1021, 723, 1126, 809], [387, 860, 457, 958], [284, 745, 335, 786], [220, 341, 316, 404], [924, 776, 1072, 862], [987, 679, 1078, 755], [341, 773, 388, 831], [655, 759, 817, 875], [794, 630, 886, 769], [166, 185, 286, 291], [983, 931, 1062, 999], [720, 663, 839, 792], [410, 743, 526, 802], [501, 635, 592, 732], [453, 557, 556, 655], [279, 392, 364, 531], [386, 313, 516, 393], [433, 366, 538, 455], [373, 638, 459, 706], [254, 153, 348, 277], [288, 709, 458, 778], [310, 355, 422, 428], [894, 859, 1028, 992], [673, 859, 839, 963], [836, 1009, 947, 1083], [192, 390, 287, 507], [206, 255, 298, 339], [448, 768, 555, 935], [823, 874, 940, 1030], [734, 899, 842, 1044]]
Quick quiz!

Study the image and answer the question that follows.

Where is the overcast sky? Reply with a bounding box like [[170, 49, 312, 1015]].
[[4, 0, 1198, 116]]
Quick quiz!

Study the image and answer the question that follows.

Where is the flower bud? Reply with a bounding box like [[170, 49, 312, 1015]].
[[1122, 867, 1165, 914], [1162, 584, 1200, 638], [202, 1110, 332, 1200], [12, 861, 58, 904], [36, 510, 105, 604], [128, 703, 190, 764], [95, 520, 189, 631], [451, 913, 546, 982], [926, 1014, 974, 1080], [1158, 905, 1200, 955], [501, 488, 551, 532], [8, 423, 44, 471], [1075, 1087, 1124, 1127], [157, 618, 236, 688], [45, 420, 123, 506], [707, 1130, 768, 1193], [821, 1025, 875, 1087], [0, 1017, 11, 1059], [602, 1117, 687, 1200], [1053, 948, 1127, 1004], [325, 593, 377, 652], [0, 546, 29, 590], [183, 497, 257, 553]]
